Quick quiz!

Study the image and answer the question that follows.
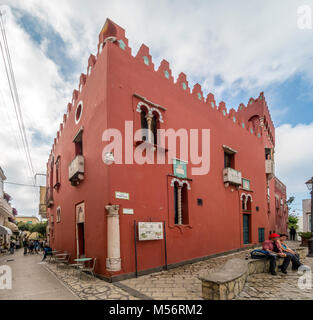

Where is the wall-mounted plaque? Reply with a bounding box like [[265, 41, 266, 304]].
[[173, 159, 187, 179], [242, 179, 250, 191], [123, 208, 134, 215], [115, 191, 130, 200], [138, 222, 163, 241]]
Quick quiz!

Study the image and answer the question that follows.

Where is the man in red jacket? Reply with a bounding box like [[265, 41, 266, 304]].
[[262, 233, 291, 275]]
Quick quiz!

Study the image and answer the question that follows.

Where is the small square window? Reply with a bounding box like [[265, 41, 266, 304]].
[[197, 199, 203, 206]]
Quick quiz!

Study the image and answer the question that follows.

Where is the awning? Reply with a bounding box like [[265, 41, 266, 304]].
[[4, 221, 19, 233], [0, 225, 13, 236]]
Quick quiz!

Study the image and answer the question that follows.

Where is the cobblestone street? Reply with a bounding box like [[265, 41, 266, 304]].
[[1, 242, 313, 300], [235, 256, 313, 300]]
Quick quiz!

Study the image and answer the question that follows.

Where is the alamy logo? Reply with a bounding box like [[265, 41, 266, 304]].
[[298, 5, 312, 29], [298, 265, 312, 290], [0, 265, 12, 290]]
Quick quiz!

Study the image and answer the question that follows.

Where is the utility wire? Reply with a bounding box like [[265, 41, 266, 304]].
[[4, 181, 40, 188], [0, 11, 35, 183]]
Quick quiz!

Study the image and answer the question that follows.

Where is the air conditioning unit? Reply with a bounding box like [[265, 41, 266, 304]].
[[265, 160, 275, 175], [223, 168, 242, 185], [69, 155, 85, 184]]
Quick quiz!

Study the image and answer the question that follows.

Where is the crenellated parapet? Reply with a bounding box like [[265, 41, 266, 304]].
[[49, 18, 277, 157]]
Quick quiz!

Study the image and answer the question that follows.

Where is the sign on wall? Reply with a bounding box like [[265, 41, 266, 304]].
[[173, 159, 187, 179], [138, 222, 163, 241], [242, 179, 250, 191], [123, 208, 134, 215], [115, 191, 130, 200]]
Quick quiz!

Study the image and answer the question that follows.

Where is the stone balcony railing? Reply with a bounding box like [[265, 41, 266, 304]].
[[0, 198, 13, 218]]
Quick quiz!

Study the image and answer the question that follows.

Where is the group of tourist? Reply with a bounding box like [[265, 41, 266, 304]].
[[261, 233, 302, 276], [22, 239, 46, 255]]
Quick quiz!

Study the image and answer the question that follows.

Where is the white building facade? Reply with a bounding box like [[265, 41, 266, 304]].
[[0, 166, 14, 247], [303, 199, 312, 232]]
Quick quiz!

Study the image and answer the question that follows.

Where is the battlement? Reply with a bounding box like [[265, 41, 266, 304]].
[[49, 18, 276, 157]]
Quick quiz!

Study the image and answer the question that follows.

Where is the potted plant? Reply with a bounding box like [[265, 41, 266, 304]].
[[298, 232, 312, 246]]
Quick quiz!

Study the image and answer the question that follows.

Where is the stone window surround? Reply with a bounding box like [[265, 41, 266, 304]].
[[56, 206, 61, 223], [170, 177, 191, 227], [240, 193, 253, 211], [136, 100, 165, 145]]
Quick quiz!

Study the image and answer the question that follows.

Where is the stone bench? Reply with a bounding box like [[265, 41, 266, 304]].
[[200, 246, 307, 300]]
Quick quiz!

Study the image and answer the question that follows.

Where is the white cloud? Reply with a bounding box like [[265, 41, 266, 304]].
[[0, 0, 312, 216], [275, 122, 313, 194]]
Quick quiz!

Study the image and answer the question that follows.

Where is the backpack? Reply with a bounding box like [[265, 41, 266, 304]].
[[250, 249, 269, 259]]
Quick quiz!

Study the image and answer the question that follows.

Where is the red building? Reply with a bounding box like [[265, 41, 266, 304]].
[[46, 19, 288, 281], [274, 177, 288, 234]]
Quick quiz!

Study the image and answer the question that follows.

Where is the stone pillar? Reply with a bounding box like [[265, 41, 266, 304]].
[[105, 205, 121, 272], [177, 186, 183, 225]]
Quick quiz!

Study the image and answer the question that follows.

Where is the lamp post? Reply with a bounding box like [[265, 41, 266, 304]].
[[305, 177, 313, 257]]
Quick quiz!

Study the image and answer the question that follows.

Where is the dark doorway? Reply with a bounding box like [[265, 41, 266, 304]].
[[243, 214, 250, 245], [77, 223, 85, 257]]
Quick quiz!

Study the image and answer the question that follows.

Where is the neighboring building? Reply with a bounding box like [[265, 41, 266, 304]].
[[39, 186, 47, 220], [45, 19, 288, 281], [303, 199, 312, 232], [0, 166, 16, 247], [274, 177, 288, 234], [15, 216, 40, 225]]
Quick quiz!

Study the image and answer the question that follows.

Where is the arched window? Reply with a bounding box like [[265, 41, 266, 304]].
[[56, 207, 61, 223], [151, 112, 159, 145], [173, 181, 189, 225], [246, 197, 252, 211], [242, 195, 246, 210], [174, 182, 179, 225], [181, 184, 189, 224], [140, 110, 148, 141], [137, 102, 163, 145]]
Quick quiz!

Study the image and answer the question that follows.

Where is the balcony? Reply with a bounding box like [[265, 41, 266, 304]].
[[39, 204, 47, 219], [265, 160, 275, 175], [45, 187, 54, 208], [223, 167, 242, 186], [0, 198, 13, 218], [69, 155, 85, 185]]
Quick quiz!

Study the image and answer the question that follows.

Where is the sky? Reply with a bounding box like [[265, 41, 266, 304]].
[[0, 0, 312, 217]]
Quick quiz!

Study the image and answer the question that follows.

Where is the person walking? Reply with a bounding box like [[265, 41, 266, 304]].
[[28, 240, 34, 254], [9, 240, 15, 254], [289, 226, 296, 241], [34, 240, 39, 254], [23, 238, 28, 255]]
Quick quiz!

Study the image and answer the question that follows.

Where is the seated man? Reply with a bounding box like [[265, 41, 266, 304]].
[[262, 233, 291, 275], [42, 245, 53, 261], [279, 234, 302, 270]]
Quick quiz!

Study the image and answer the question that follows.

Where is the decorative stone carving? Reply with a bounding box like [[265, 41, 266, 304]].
[[170, 178, 191, 190], [136, 102, 164, 123]]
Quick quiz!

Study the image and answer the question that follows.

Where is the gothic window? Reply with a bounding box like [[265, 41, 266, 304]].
[[172, 179, 190, 225], [246, 196, 252, 211], [174, 182, 179, 225], [242, 195, 247, 210], [54, 156, 61, 189], [140, 110, 148, 141], [138, 104, 161, 145], [56, 207, 61, 223]]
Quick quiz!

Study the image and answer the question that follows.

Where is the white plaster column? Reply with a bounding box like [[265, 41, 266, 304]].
[[105, 205, 121, 272]]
